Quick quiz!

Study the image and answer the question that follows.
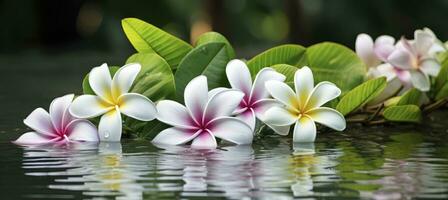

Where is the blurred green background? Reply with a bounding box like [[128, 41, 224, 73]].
[[1, 0, 448, 58]]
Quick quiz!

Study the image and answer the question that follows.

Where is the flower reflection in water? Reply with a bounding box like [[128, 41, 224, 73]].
[[22, 142, 148, 199]]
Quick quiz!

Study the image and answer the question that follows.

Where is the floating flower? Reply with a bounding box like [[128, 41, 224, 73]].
[[69, 63, 157, 142], [14, 94, 99, 145], [152, 75, 253, 148], [225, 59, 289, 134], [263, 67, 346, 142], [387, 29, 443, 91]]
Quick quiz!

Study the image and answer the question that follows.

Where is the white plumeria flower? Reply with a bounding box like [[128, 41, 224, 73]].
[[387, 29, 443, 91], [224, 59, 289, 135], [14, 94, 98, 145], [263, 66, 346, 143], [69, 63, 157, 142], [152, 75, 253, 148]]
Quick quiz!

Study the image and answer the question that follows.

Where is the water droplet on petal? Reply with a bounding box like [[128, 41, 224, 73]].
[[104, 131, 110, 139]]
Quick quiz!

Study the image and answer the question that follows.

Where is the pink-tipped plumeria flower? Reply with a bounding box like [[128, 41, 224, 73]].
[[356, 33, 411, 103], [263, 67, 346, 143], [356, 33, 396, 73], [152, 75, 253, 148], [69, 63, 157, 142], [224, 59, 289, 135], [14, 94, 99, 145], [387, 29, 444, 91]]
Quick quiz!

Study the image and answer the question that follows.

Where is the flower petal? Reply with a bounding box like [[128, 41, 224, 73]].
[[156, 100, 197, 129], [184, 75, 208, 124], [263, 106, 296, 126], [420, 59, 441, 77], [98, 107, 122, 142], [23, 108, 57, 137], [49, 94, 75, 132], [208, 117, 253, 144], [226, 59, 252, 95], [252, 99, 281, 117], [208, 87, 229, 98], [387, 48, 414, 70], [191, 131, 217, 148], [375, 63, 397, 81], [356, 33, 380, 67], [118, 93, 156, 121], [152, 127, 200, 145], [88, 63, 113, 103], [414, 29, 434, 56], [203, 89, 244, 124], [250, 67, 286, 101], [235, 109, 256, 130], [293, 116, 316, 143], [66, 120, 99, 142], [13, 132, 55, 145], [267, 124, 290, 136], [307, 107, 346, 131], [265, 80, 296, 107], [305, 81, 341, 109], [410, 70, 430, 92], [374, 35, 395, 61], [294, 66, 314, 105], [69, 95, 113, 118], [111, 63, 141, 98]]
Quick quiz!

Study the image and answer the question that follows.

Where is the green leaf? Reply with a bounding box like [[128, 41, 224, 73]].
[[336, 77, 387, 116], [247, 44, 306, 77], [122, 18, 193, 69], [397, 88, 422, 106], [271, 64, 297, 86], [435, 83, 448, 100], [306, 42, 366, 94], [383, 105, 422, 123], [195, 32, 235, 59], [435, 52, 448, 92], [82, 66, 120, 95], [126, 53, 176, 101], [174, 42, 230, 100]]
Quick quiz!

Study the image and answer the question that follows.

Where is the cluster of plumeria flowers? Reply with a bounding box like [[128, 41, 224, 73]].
[[356, 28, 446, 102], [14, 59, 347, 148]]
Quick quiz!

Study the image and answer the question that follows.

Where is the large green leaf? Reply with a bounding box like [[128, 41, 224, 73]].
[[435, 52, 448, 92], [271, 64, 298, 86], [247, 44, 306, 77], [174, 42, 230, 100], [435, 83, 448, 100], [383, 105, 422, 123], [195, 32, 235, 59], [123, 53, 175, 137], [122, 18, 193, 69], [306, 42, 366, 94], [397, 88, 422, 106], [336, 77, 387, 116], [82, 66, 120, 95], [126, 53, 176, 101]]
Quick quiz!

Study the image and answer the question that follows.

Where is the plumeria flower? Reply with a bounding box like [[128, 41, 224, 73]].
[[356, 33, 410, 103], [387, 29, 443, 91], [69, 63, 157, 142], [14, 94, 99, 145], [224, 59, 289, 134], [263, 66, 346, 143], [356, 33, 396, 73], [152, 75, 253, 148]]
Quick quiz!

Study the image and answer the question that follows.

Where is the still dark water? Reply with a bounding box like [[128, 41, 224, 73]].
[[1, 54, 448, 199]]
